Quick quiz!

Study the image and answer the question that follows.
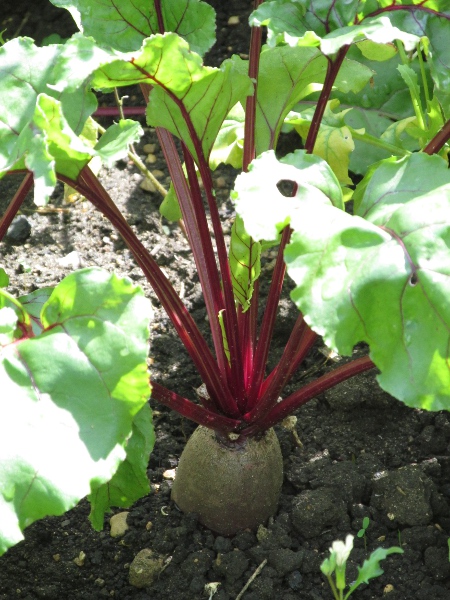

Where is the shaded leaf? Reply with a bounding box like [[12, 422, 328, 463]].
[[50, 0, 216, 56]]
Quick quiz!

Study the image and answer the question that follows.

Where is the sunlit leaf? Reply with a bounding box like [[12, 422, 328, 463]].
[[234, 152, 450, 412], [0, 268, 152, 555]]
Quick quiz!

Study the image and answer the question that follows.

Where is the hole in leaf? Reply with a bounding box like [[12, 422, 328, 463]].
[[277, 179, 298, 197], [409, 272, 418, 286]]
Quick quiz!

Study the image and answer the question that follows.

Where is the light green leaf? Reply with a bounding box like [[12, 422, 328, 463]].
[[209, 103, 245, 170], [50, 0, 216, 56], [384, 6, 450, 113], [160, 183, 182, 222], [0, 307, 18, 346], [0, 268, 152, 555], [19, 288, 53, 336], [320, 16, 420, 56], [346, 547, 403, 597], [356, 39, 398, 61], [287, 100, 355, 184], [229, 216, 261, 312], [233, 150, 343, 243], [0, 269, 9, 288], [89, 403, 154, 529], [235, 152, 450, 412], [94, 119, 143, 167], [0, 37, 96, 181]]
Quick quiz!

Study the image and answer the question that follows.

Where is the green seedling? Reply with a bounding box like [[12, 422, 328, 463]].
[[357, 517, 370, 550], [321, 534, 403, 600]]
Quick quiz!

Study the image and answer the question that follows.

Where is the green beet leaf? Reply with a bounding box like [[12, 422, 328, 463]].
[[234, 151, 450, 412], [89, 403, 155, 530], [0, 37, 143, 204], [57, 34, 252, 165], [233, 45, 372, 156], [50, 0, 216, 56], [233, 150, 343, 243], [0, 268, 153, 555]]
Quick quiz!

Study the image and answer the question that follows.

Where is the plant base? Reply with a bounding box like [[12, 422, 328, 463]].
[[171, 426, 283, 536]]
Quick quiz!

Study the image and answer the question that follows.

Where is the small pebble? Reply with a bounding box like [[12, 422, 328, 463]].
[[6, 215, 31, 244], [140, 178, 157, 193], [110, 512, 130, 538], [228, 16, 240, 25], [58, 251, 82, 269], [143, 143, 156, 154], [145, 153, 157, 164]]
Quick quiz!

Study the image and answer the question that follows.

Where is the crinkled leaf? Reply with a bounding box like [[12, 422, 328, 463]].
[[251, 3, 419, 54], [233, 150, 343, 243], [383, 5, 450, 111], [250, 0, 367, 44], [88, 403, 154, 530], [0, 38, 138, 204], [235, 152, 450, 412], [0, 37, 96, 178], [347, 547, 403, 595], [209, 103, 245, 170], [0, 268, 152, 555], [50, 0, 216, 56], [335, 49, 423, 120], [287, 100, 355, 184], [229, 216, 261, 312]]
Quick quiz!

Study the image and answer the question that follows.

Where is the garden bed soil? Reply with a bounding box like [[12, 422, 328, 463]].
[[1, 2, 450, 599]]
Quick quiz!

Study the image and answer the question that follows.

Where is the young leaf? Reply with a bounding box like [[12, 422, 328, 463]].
[[88, 403, 155, 530], [0, 268, 152, 555], [235, 152, 450, 412], [229, 216, 261, 312], [50, 0, 216, 56], [346, 547, 403, 597]]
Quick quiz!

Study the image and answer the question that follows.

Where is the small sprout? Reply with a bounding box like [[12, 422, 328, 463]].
[[357, 516, 370, 550]]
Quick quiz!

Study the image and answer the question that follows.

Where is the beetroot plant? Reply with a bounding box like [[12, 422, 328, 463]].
[[1, 0, 450, 546]]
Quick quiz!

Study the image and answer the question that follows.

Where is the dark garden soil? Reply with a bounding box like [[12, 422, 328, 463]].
[[1, 2, 450, 599]]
